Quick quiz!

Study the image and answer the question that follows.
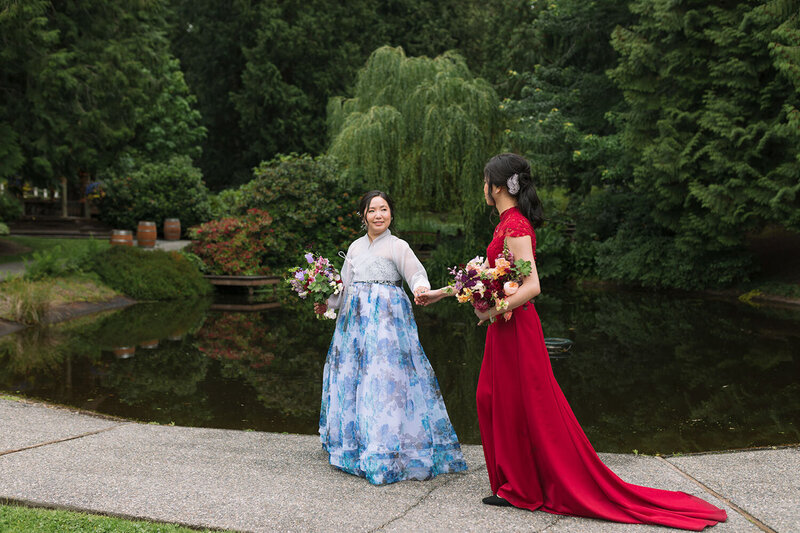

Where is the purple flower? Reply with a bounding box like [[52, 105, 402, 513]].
[[305, 252, 315, 264], [294, 270, 305, 280]]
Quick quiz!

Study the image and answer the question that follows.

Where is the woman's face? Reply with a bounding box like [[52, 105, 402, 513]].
[[365, 196, 391, 236], [483, 178, 495, 206]]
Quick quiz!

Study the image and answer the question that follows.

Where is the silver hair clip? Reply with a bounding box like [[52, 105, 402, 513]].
[[507, 173, 520, 195]]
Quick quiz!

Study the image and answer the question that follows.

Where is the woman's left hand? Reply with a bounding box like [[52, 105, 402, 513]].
[[474, 307, 491, 325]]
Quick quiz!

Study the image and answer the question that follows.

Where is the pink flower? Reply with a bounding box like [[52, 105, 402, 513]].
[[503, 281, 519, 295]]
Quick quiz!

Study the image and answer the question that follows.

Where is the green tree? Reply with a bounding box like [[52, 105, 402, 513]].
[[498, 1, 637, 281], [328, 46, 503, 229], [230, 0, 381, 179], [0, 0, 63, 184], [506, 1, 634, 193], [167, 0, 259, 189], [605, 0, 800, 288], [0, 1, 204, 189], [123, 56, 206, 166], [169, 0, 522, 190]]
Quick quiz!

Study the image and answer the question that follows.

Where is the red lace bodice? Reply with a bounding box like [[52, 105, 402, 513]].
[[486, 207, 536, 267]]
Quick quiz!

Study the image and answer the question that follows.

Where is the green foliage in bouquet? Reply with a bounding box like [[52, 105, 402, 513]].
[[92, 246, 211, 300]]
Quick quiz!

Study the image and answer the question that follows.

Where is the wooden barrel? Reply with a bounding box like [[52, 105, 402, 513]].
[[113, 346, 135, 359], [110, 230, 133, 247], [137, 221, 157, 248], [163, 218, 181, 241], [140, 339, 159, 349]]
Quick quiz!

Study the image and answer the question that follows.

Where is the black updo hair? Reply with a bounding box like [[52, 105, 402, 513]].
[[484, 153, 544, 229], [358, 190, 395, 230]]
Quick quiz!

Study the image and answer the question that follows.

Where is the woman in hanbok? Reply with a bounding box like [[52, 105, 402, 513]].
[[313, 190, 467, 485], [418, 154, 727, 530]]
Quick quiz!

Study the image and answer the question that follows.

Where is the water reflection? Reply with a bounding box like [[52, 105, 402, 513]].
[[0, 289, 798, 454]]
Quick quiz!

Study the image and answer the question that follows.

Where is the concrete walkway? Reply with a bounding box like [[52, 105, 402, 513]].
[[0, 399, 796, 532]]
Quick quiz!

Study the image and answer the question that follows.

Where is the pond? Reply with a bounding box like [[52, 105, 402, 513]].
[[1, 288, 798, 455]]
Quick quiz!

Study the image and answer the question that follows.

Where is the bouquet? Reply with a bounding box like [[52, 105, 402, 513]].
[[443, 244, 531, 322], [286, 252, 343, 319]]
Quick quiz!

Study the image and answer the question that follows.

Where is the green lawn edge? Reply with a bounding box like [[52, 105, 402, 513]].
[[0, 503, 228, 533]]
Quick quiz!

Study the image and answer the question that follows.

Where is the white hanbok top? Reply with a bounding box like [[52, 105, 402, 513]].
[[327, 229, 430, 309]]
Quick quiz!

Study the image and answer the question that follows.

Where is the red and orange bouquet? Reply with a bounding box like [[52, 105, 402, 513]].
[[444, 244, 531, 322]]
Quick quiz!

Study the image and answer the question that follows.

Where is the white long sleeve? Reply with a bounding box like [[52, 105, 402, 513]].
[[390, 238, 430, 292], [327, 230, 429, 310]]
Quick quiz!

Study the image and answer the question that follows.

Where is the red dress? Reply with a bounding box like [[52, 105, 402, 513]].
[[477, 207, 727, 531]]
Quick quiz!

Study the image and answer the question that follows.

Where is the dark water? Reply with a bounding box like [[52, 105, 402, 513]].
[[1, 289, 798, 454]]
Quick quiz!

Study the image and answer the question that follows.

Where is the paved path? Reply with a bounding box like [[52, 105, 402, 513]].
[[0, 399, 796, 532]]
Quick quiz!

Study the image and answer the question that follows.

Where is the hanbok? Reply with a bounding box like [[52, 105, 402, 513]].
[[320, 229, 467, 484]]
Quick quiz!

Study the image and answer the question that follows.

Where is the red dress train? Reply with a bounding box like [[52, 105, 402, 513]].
[[477, 207, 726, 531]]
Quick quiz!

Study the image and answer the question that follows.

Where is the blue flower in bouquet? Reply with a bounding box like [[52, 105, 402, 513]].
[[286, 251, 343, 319]]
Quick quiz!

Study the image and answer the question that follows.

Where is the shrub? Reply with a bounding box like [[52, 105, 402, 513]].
[[23, 238, 105, 281], [91, 246, 212, 300], [0, 191, 23, 222], [187, 209, 276, 275], [0, 222, 8, 236], [96, 155, 212, 233], [225, 154, 362, 271], [207, 188, 243, 220]]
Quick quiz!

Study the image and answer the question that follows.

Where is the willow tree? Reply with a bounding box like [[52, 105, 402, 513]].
[[327, 46, 503, 225]]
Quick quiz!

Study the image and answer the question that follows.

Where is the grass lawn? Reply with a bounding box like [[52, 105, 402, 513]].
[[0, 504, 225, 533], [0, 236, 110, 265]]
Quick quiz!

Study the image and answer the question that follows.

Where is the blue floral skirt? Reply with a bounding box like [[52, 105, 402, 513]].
[[319, 282, 467, 484]]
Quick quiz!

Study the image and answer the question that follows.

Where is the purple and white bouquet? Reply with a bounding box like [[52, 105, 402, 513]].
[[286, 252, 343, 319]]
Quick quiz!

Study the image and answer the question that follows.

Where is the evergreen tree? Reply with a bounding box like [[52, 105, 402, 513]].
[[505, 0, 635, 194], [327, 46, 502, 226], [230, 0, 383, 181], [0, 0, 204, 188], [167, 0, 259, 189], [605, 0, 800, 288]]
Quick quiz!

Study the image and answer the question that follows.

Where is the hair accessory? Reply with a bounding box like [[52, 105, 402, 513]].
[[507, 173, 520, 195]]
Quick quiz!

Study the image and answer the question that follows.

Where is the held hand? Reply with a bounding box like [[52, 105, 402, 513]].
[[474, 307, 491, 325], [314, 302, 327, 315], [412, 286, 429, 306], [415, 288, 447, 306]]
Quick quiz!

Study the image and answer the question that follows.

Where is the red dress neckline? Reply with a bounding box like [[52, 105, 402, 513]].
[[487, 207, 535, 267], [499, 206, 519, 222]]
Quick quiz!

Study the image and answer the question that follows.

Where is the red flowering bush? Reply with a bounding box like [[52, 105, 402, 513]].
[[187, 208, 277, 275], [218, 155, 362, 271]]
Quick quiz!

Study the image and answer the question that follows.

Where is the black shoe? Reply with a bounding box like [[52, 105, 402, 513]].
[[482, 495, 512, 507]]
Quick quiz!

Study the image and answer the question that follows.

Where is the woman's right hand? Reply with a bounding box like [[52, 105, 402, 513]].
[[314, 302, 327, 315], [415, 288, 448, 306]]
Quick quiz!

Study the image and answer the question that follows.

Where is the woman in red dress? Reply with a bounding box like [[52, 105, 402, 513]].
[[419, 153, 727, 530]]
